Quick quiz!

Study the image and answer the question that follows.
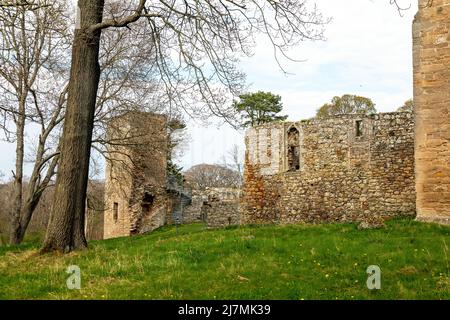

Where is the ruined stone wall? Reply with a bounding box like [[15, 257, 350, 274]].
[[413, 0, 450, 224], [204, 202, 241, 228], [104, 112, 169, 239], [202, 188, 241, 228], [242, 112, 416, 225], [103, 146, 134, 239], [181, 187, 241, 228], [182, 189, 207, 223]]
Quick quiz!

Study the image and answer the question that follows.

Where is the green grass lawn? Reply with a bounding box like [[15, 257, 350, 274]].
[[0, 219, 449, 300]]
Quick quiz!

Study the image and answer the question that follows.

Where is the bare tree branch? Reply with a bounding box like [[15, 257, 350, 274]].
[[390, 0, 412, 16], [0, 0, 49, 11]]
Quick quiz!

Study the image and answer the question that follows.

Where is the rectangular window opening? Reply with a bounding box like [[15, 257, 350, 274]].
[[356, 120, 363, 137], [113, 202, 119, 222], [287, 127, 300, 172]]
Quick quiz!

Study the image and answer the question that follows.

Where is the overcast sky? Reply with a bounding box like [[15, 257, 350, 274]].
[[180, 0, 418, 171], [0, 0, 418, 180]]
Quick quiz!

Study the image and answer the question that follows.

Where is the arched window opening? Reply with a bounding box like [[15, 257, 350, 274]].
[[287, 127, 300, 171], [356, 120, 363, 137]]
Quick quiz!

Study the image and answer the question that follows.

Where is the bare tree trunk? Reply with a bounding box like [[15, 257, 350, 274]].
[[15, 196, 39, 243], [16, 153, 59, 243], [1, 1, 69, 245], [42, 0, 104, 253], [10, 99, 26, 245]]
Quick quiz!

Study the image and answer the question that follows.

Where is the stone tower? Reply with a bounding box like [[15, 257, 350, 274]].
[[103, 111, 169, 239], [413, 0, 450, 224]]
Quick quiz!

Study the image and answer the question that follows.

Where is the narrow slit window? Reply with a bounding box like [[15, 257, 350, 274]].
[[287, 127, 300, 171], [113, 202, 119, 222], [356, 120, 363, 137]]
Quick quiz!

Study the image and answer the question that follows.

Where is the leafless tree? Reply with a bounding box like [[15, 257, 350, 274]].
[[0, 0, 70, 244], [42, 0, 328, 253], [390, 0, 416, 15], [90, 12, 187, 168], [184, 163, 242, 190], [85, 179, 105, 241], [89, 15, 190, 199], [0, 0, 48, 10], [220, 144, 244, 184], [0, 179, 104, 244], [0, 0, 172, 245], [0, 181, 12, 242]]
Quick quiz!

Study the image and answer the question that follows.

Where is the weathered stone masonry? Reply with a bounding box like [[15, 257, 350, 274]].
[[104, 112, 170, 239], [413, 0, 450, 224], [102, 1, 450, 236], [242, 112, 416, 225], [202, 188, 241, 228], [182, 187, 241, 228]]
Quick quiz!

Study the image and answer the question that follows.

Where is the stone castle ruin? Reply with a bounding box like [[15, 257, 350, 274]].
[[241, 0, 450, 227], [181, 188, 241, 227], [103, 0, 449, 239], [104, 112, 171, 239], [103, 112, 239, 239], [241, 113, 416, 226], [200, 188, 241, 228]]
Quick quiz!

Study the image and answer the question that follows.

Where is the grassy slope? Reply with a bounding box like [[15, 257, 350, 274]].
[[0, 219, 449, 300]]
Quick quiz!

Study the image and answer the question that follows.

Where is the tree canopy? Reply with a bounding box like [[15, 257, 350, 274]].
[[316, 94, 377, 119], [184, 164, 242, 190], [397, 99, 414, 113], [233, 91, 288, 128]]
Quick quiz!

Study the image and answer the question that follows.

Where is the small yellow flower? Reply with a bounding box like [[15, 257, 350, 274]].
[[325, 274, 329, 278]]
